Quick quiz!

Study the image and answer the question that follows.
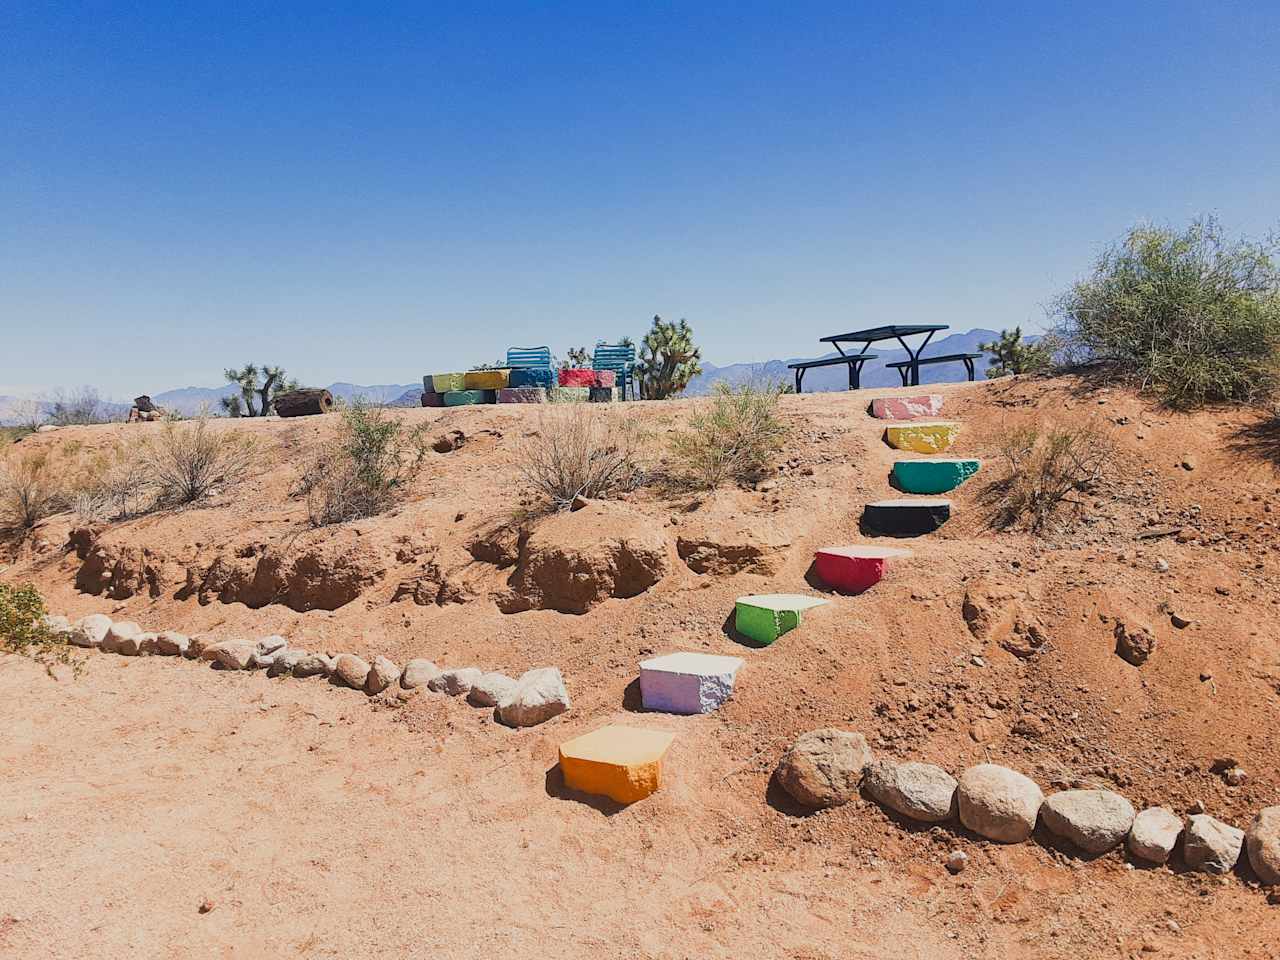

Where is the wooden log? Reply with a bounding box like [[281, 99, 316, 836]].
[[274, 388, 334, 417]]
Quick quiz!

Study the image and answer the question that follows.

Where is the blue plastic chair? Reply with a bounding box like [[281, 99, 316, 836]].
[[505, 346, 553, 369], [592, 342, 637, 400]]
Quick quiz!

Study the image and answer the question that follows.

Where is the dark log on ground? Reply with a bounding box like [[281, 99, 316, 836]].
[[274, 389, 334, 417]]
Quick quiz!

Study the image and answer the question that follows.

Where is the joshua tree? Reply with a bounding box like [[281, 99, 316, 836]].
[[221, 364, 299, 417], [560, 346, 591, 369], [980, 328, 1057, 378], [637, 316, 702, 399]]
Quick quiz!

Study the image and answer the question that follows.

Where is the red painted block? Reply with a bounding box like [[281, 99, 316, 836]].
[[593, 369, 616, 388], [813, 545, 912, 593], [559, 368, 596, 387], [871, 395, 944, 420]]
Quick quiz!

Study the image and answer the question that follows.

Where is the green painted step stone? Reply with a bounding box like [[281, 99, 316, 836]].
[[892, 458, 981, 494], [548, 386, 591, 403], [734, 594, 830, 646], [443, 389, 496, 406]]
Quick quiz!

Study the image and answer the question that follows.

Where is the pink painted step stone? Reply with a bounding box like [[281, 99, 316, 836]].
[[870, 394, 944, 420]]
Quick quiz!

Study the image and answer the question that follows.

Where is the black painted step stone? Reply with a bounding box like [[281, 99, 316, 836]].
[[862, 498, 952, 537]]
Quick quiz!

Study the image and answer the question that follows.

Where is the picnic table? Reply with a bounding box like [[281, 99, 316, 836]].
[[819, 324, 949, 387]]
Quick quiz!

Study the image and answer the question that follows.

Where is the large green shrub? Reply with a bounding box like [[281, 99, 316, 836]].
[[0, 582, 73, 670], [637, 316, 702, 399], [1054, 218, 1280, 407], [669, 381, 789, 488]]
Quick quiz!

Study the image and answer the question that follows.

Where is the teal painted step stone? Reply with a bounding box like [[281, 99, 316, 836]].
[[443, 389, 497, 406], [734, 594, 830, 646], [892, 458, 981, 494]]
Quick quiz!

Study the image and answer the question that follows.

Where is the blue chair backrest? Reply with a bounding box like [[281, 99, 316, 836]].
[[592, 342, 635, 373], [506, 345, 552, 369]]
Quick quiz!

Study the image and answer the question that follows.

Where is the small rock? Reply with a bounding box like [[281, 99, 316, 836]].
[[198, 898, 215, 914], [1114, 620, 1157, 666], [467, 672, 517, 707], [267, 649, 307, 677], [1245, 806, 1280, 885], [1169, 611, 1193, 629], [101, 621, 143, 654], [255, 635, 287, 657], [203, 639, 255, 670], [774, 729, 873, 809], [1180, 456, 1196, 471], [70, 614, 112, 648], [364, 656, 399, 695], [956, 764, 1044, 844], [428, 667, 483, 696], [496, 667, 571, 727], [331, 654, 371, 689], [400, 659, 441, 689], [42, 614, 71, 635], [945, 850, 968, 874], [1154, 558, 1170, 573], [863, 760, 957, 823], [1224, 767, 1248, 787], [119, 630, 156, 656], [1128, 807, 1183, 864], [1183, 814, 1244, 874], [1041, 789, 1136, 854], [569, 495, 590, 512], [292, 652, 332, 678], [153, 631, 189, 656]]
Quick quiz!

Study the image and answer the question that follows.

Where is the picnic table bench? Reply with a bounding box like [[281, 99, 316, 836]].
[[820, 323, 949, 387], [885, 351, 983, 386], [788, 353, 881, 393]]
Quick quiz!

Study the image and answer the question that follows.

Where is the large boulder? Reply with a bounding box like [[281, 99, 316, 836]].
[[1127, 807, 1183, 864], [71, 614, 113, 648], [775, 729, 873, 809], [400, 659, 441, 689], [101, 621, 143, 654], [496, 667, 571, 727], [956, 764, 1044, 843], [332, 654, 371, 689], [1040, 790, 1135, 854], [364, 656, 400, 695], [496, 503, 670, 615], [1183, 814, 1244, 875], [863, 760, 956, 823], [428, 667, 483, 696], [468, 672, 517, 707], [1245, 806, 1280, 885]]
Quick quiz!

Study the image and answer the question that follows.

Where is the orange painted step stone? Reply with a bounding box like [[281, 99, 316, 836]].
[[558, 725, 675, 804]]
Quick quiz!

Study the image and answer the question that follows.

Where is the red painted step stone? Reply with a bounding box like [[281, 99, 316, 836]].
[[813, 545, 912, 593], [870, 394, 944, 420], [558, 368, 617, 388]]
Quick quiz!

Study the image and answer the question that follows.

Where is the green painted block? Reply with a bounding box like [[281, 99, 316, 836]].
[[443, 389, 496, 406], [734, 594, 831, 646], [548, 386, 591, 403], [892, 458, 981, 494]]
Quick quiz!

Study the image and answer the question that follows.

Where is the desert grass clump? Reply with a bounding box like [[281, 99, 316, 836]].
[[304, 398, 431, 526], [669, 381, 789, 488], [0, 582, 76, 672], [143, 415, 258, 505], [989, 419, 1114, 532], [1054, 217, 1280, 407], [518, 405, 646, 509], [0, 450, 63, 532]]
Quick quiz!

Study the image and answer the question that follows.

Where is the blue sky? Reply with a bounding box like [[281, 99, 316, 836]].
[[2, 2, 1277, 398]]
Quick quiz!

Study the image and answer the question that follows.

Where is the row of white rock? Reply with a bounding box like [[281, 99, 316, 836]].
[[776, 730, 1280, 884], [49, 613, 571, 729]]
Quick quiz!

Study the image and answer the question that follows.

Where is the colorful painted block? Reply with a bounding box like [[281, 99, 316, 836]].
[[509, 367, 556, 389], [639, 652, 745, 714], [429, 372, 467, 392], [559, 368, 597, 387], [559, 725, 675, 804], [862, 498, 952, 536], [589, 386, 619, 402], [871, 394, 943, 420], [497, 387, 547, 403], [464, 369, 511, 390], [884, 421, 960, 454], [548, 386, 591, 403], [421, 391, 446, 407], [813, 545, 912, 593], [443, 389, 497, 406], [593, 369, 616, 388], [892, 458, 981, 494], [734, 594, 831, 646]]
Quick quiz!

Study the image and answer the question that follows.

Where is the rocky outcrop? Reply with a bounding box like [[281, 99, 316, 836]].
[[391, 560, 470, 606]]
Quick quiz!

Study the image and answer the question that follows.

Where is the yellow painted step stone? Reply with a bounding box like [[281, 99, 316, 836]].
[[558, 725, 675, 804], [884, 420, 959, 454]]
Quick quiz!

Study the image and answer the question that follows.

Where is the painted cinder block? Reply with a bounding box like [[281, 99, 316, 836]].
[[548, 386, 591, 403], [589, 386, 619, 402], [734, 594, 831, 646], [593, 369, 617, 388], [871, 394, 944, 420], [559, 368, 597, 387], [892, 458, 981, 494], [884, 421, 960, 454], [862, 498, 952, 536], [429, 372, 467, 392], [497, 387, 547, 403], [509, 367, 555, 389], [639, 652, 746, 714], [813, 545, 912, 593], [464, 369, 511, 390], [559, 725, 676, 804], [443, 389, 497, 406], [421, 391, 446, 407]]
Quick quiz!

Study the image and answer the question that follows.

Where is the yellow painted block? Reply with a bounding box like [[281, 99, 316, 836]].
[[558, 725, 675, 804], [885, 420, 959, 454], [464, 369, 511, 390]]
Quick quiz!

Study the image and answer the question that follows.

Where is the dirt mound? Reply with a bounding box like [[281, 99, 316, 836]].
[[496, 501, 672, 614], [675, 517, 790, 576]]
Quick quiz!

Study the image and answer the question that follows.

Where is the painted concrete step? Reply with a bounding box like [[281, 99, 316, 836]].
[[813, 545, 912, 593], [559, 725, 675, 804], [639, 652, 745, 714], [863, 498, 952, 536], [871, 394, 943, 420], [443, 389, 497, 406], [892, 458, 981, 494], [884, 421, 959, 454], [734, 594, 831, 646], [548, 386, 591, 403], [427, 372, 466, 392], [509, 367, 556, 389], [497, 387, 547, 403], [464, 369, 512, 390]]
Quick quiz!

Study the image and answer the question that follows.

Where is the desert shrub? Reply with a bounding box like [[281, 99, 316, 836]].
[[0, 582, 75, 671], [981, 327, 1059, 378], [143, 415, 258, 505], [45, 386, 114, 426], [991, 419, 1114, 532], [0, 450, 63, 532], [304, 399, 431, 526], [518, 405, 646, 508], [669, 380, 789, 488], [1053, 218, 1280, 407]]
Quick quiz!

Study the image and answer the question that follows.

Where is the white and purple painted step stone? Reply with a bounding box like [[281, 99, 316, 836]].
[[639, 652, 746, 715]]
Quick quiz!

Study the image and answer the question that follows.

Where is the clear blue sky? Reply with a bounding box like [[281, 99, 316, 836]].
[[2, 2, 1277, 398]]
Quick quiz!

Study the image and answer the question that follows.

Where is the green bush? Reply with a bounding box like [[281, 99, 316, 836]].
[[0, 582, 74, 670], [1054, 218, 1280, 407], [669, 381, 789, 488], [981, 327, 1058, 378]]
